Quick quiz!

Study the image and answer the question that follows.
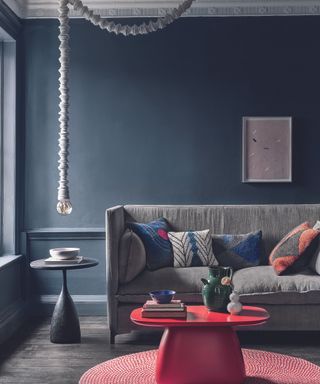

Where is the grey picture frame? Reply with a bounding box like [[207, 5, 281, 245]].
[[242, 117, 292, 183]]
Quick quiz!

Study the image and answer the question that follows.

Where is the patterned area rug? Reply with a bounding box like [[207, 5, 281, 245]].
[[79, 348, 320, 384]]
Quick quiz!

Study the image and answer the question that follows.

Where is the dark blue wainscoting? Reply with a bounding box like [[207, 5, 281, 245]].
[[26, 229, 106, 315], [0, 257, 27, 343]]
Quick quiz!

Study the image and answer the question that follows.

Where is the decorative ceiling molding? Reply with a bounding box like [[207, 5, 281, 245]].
[[0, 1, 22, 37], [5, 0, 320, 18], [3, 0, 25, 18]]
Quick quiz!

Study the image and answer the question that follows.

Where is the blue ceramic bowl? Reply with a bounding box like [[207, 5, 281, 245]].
[[149, 290, 176, 304]]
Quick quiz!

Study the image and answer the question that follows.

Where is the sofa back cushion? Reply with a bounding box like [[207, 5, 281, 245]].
[[124, 204, 320, 264], [309, 221, 320, 275], [118, 229, 146, 284], [310, 246, 320, 275]]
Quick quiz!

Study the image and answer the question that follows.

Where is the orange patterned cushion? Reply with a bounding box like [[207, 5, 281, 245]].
[[269, 222, 320, 275]]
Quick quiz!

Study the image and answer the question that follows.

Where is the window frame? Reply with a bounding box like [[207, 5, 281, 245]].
[[1, 37, 17, 255], [0, 2, 21, 257]]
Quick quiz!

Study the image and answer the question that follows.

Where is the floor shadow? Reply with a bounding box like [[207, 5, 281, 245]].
[[245, 378, 278, 384], [239, 331, 320, 346], [115, 330, 163, 346], [0, 317, 47, 369]]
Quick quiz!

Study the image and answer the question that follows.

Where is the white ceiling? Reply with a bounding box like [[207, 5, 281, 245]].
[[5, 0, 320, 18]]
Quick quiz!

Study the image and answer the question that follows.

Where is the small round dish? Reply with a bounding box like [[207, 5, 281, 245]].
[[49, 248, 80, 260], [149, 290, 176, 304]]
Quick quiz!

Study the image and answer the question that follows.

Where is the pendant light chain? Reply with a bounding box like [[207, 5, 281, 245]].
[[57, 0, 194, 214], [57, 0, 72, 215]]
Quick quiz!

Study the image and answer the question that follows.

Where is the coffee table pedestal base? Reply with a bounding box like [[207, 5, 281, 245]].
[[156, 326, 245, 384]]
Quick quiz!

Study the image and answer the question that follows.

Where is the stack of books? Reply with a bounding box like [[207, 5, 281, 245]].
[[141, 300, 187, 319]]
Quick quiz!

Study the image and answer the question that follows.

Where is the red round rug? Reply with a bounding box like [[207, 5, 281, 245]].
[[79, 348, 320, 384]]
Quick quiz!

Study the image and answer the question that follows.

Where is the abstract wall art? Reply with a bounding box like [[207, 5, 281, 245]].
[[242, 117, 292, 183]]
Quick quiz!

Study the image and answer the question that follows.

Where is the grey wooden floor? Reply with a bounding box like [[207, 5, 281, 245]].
[[0, 317, 320, 384]]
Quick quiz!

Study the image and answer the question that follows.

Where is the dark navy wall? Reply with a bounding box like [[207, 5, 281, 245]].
[[23, 16, 320, 230]]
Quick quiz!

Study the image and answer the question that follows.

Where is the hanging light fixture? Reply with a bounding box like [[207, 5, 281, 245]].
[[57, 0, 72, 215], [56, 0, 194, 215]]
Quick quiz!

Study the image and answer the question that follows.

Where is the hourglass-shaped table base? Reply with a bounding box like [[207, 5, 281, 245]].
[[131, 305, 269, 384], [50, 269, 81, 343], [30, 258, 98, 344]]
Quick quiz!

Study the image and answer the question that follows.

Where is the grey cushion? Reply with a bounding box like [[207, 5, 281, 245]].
[[309, 221, 320, 275], [118, 264, 320, 305], [309, 245, 320, 275], [233, 266, 320, 305], [118, 229, 146, 284], [313, 221, 320, 230], [118, 266, 208, 303], [125, 205, 224, 233]]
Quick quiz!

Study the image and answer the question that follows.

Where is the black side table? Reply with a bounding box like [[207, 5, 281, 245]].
[[30, 258, 99, 344]]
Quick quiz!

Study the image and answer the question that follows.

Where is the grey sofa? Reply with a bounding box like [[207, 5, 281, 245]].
[[106, 204, 320, 343]]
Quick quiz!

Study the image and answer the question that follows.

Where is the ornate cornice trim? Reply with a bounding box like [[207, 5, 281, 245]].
[[3, 0, 24, 18], [5, 0, 320, 18], [0, 1, 21, 39]]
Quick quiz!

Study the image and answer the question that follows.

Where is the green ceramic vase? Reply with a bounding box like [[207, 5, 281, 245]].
[[201, 266, 233, 313]]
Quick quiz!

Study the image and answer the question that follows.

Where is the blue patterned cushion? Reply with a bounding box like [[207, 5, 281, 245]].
[[128, 218, 173, 270], [168, 229, 218, 268], [212, 231, 262, 270]]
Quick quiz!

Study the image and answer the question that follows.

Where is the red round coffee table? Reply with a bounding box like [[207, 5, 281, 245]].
[[131, 305, 269, 384]]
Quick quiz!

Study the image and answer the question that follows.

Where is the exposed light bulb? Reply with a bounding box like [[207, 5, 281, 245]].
[[57, 199, 72, 215]]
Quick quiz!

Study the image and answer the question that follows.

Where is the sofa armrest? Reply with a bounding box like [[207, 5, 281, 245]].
[[106, 205, 125, 296], [106, 205, 125, 339]]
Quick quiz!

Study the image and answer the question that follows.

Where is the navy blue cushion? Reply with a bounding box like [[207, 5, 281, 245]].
[[128, 218, 173, 270], [212, 231, 262, 270]]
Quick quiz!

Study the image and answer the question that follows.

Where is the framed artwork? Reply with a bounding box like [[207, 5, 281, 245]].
[[242, 117, 292, 183]]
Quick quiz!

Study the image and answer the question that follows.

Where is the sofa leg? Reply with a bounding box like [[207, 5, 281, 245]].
[[108, 330, 116, 344]]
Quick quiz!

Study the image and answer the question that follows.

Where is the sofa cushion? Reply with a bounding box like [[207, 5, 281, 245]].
[[269, 222, 320, 275], [118, 266, 208, 303], [118, 265, 320, 305], [233, 266, 320, 305], [313, 221, 320, 230], [212, 231, 262, 270], [309, 221, 320, 274], [168, 229, 217, 268], [118, 229, 146, 284], [309, 244, 320, 275], [128, 218, 173, 270]]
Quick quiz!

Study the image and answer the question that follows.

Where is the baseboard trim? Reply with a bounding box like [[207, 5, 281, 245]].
[[33, 294, 107, 316], [0, 299, 28, 344]]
